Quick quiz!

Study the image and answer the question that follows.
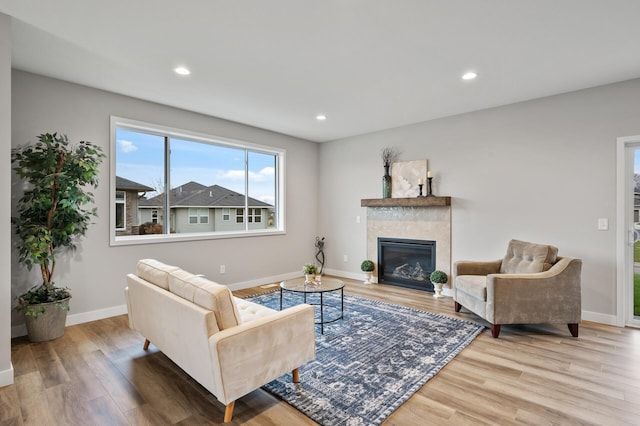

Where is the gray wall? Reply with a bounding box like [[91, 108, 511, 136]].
[[319, 78, 640, 319], [10, 70, 319, 331], [0, 13, 12, 387]]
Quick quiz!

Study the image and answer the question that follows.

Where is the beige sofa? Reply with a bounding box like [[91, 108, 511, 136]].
[[125, 259, 316, 422], [453, 239, 582, 338]]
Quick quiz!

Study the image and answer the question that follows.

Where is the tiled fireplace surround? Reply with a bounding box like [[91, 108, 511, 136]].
[[365, 205, 451, 289]]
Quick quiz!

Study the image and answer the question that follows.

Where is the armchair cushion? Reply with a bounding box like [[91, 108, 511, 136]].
[[500, 239, 558, 274]]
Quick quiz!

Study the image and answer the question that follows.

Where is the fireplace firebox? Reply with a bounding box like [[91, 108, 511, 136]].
[[377, 237, 436, 291]]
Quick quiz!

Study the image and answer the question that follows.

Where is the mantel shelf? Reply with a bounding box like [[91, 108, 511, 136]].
[[361, 196, 451, 207]]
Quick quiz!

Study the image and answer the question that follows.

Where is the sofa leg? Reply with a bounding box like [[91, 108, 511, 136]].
[[292, 368, 300, 383], [224, 401, 235, 423], [568, 323, 579, 337], [143, 339, 150, 350], [454, 301, 461, 312], [490, 324, 501, 338]]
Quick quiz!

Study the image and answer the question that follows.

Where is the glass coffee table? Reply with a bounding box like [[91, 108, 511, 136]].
[[280, 277, 345, 334]]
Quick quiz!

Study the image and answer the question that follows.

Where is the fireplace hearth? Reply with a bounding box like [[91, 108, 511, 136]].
[[378, 237, 436, 291]]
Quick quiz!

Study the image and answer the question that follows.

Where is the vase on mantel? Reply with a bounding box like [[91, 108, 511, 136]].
[[382, 164, 392, 198]]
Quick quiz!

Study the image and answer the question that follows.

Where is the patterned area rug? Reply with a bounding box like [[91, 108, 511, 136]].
[[247, 291, 484, 426]]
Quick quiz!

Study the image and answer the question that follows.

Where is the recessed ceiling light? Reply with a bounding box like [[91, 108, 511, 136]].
[[462, 71, 477, 80], [174, 66, 191, 76], [316, 114, 327, 121]]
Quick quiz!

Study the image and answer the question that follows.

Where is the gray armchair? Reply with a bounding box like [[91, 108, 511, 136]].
[[453, 239, 582, 338]]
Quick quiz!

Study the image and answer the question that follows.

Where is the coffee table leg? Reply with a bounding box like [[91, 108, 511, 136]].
[[279, 288, 283, 310], [320, 292, 324, 334], [340, 287, 344, 320]]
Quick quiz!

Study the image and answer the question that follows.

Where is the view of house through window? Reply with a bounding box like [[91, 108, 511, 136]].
[[112, 117, 282, 243]]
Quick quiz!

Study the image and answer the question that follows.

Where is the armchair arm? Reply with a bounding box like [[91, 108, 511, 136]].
[[209, 304, 316, 404], [486, 257, 582, 325], [454, 259, 502, 276]]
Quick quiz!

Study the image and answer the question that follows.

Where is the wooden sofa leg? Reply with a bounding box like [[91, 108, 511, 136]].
[[454, 301, 461, 312], [224, 401, 235, 423], [143, 339, 150, 350], [568, 323, 579, 337], [292, 368, 300, 383], [490, 324, 501, 338]]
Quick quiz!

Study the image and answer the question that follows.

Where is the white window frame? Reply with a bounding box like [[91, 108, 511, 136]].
[[110, 116, 286, 246], [222, 208, 230, 221], [115, 190, 126, 230]]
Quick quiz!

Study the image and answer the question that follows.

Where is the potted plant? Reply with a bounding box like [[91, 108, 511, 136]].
[[12, 133, 104, 342], [430, 270, 448, 299], [361, 260, 375, 285], [302, 263, 319, 283]]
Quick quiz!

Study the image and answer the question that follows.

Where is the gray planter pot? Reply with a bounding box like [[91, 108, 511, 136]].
[[23, 298, 70, 342]]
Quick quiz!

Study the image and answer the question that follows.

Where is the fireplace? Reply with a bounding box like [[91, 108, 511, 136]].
[[378, 237, 436, 291]]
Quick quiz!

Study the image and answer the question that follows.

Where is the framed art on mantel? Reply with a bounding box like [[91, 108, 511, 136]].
[[391, 159, 427, 198]]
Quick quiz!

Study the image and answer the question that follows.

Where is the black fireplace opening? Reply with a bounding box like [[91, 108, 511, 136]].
[[378, 237, 436, 292]]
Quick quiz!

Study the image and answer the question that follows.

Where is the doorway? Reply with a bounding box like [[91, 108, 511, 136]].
[[616, 136, 640, 328]]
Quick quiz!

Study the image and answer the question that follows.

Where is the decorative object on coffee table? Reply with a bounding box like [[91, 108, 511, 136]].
[[302, 263, 318, 284], [430, 269, 447, 298], [360, 259, 375, 285], [381, 147, 398, 198]]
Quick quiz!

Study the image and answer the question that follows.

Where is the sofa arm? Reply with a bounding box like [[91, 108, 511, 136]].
[[454, 259, 502, 276], [486, 257, 582, 324], [208, 304, 316, 405]]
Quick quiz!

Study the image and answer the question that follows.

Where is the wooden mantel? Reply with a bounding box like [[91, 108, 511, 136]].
[[361, 196, 451, 207]]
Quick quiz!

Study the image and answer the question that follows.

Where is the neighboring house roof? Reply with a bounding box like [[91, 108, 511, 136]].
[[116, 176, 154, 192], [139, 181, 272, 208]]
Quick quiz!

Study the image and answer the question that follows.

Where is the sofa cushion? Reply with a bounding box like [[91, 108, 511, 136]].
[[455, 275, 487, 301], [500, 239, 558, 274], [137, 259, 181, 290], [168, 269, 242, 330], [234, 297, 278, 323]]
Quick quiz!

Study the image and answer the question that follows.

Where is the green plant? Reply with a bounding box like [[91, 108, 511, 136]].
[[361, 260, 375, 272], [429, 270, 448, 284], [302, 263, 318, 275], [12, 133, 104, 317]]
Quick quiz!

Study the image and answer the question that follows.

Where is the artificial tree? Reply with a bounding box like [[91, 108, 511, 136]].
[[12, 133, 104, 340]]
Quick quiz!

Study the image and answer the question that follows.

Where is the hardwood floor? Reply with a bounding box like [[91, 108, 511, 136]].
[[2, 278, 640, 425]]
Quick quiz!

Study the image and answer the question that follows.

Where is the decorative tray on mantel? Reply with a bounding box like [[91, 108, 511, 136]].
[[360, 196, 451, 207]]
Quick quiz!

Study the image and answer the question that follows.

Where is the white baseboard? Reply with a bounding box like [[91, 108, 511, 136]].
[[323, 268, 367, 282], [581, 310, 618, 326], [226, 271, 301, 291], [11, 304, 128, 338], [0, 364, 14, 387]]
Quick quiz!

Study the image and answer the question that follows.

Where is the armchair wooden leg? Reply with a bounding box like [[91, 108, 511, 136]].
[[224, 401, 235, 423], [490, 324, 501, 338], [143, 339, 150, 350], [454, 301, 461, 312], [568, 323, 579, 337], [292, 368, 300, 383]]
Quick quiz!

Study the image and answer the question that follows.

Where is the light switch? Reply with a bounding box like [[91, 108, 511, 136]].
[[597, 218, 609, 231], [356, 215, 361, 223]]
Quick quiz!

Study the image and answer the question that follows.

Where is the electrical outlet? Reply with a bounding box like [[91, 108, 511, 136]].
[[343, 255, 348, 262], [220, 264, 226, 274]]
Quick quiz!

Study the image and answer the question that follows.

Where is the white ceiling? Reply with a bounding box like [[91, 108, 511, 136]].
[[2, 1, 640, 142]]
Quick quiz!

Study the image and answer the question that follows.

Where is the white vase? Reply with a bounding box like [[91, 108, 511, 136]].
[[433, 282, 444, 298], [363, 271, 373, 285]]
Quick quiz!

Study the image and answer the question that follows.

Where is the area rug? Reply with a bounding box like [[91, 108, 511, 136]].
[[246, 291, 484, 426]]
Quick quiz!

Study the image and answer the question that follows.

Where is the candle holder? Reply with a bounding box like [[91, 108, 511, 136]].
[[426, 177, 434, 196], [417, 183, 424, 197]]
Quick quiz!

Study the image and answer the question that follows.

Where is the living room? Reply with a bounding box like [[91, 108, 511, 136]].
[[2, 2, 640, 424]]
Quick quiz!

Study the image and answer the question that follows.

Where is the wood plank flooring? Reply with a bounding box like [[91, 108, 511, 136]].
[[2, 278, 640, 425]]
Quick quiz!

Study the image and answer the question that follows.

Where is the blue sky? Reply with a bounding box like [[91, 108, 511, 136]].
[[116, 129, 276, 204]]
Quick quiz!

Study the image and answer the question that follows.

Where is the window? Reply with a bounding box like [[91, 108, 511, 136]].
[[111, 116, 284, 245], [248, 208, 262, 223], [189, 208, 209, 224], [115, 191, 125, 230]]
